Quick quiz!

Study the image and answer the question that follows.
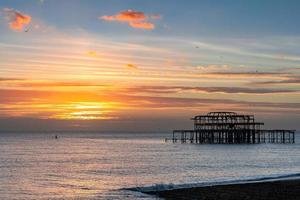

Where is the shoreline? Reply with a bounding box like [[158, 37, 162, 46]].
[[127, 173, 300, 193], [145, 179, 300, 200]]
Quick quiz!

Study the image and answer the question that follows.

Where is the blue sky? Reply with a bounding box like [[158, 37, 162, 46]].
[[2, 0, 300, 37]]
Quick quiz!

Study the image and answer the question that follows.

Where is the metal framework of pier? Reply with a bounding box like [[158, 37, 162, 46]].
[[172, 112, 295, 144]]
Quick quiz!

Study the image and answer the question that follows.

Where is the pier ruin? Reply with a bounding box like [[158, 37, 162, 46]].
[[172, 112, 295, 144]]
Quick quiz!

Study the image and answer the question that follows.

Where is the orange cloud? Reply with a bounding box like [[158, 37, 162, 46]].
[[100, 9, 159, 30], [2, 8, 31, 30]]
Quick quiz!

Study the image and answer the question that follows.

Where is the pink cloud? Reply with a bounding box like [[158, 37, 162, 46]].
[[101, 10, 147, 22], [2, 8, 31, 30], [100, 9, 160, 30]]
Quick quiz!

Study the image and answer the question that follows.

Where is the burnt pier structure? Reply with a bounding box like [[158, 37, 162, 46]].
[[172, 112, 295, 144]]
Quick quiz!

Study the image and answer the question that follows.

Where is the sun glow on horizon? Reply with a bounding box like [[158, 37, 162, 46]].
[[50, 102, 119, 120]]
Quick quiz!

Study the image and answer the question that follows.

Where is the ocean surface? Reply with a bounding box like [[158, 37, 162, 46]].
[[0, 132, 299, 199]]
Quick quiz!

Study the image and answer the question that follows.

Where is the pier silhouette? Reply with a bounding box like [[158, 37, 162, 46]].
[[172, 112, 295, 144]]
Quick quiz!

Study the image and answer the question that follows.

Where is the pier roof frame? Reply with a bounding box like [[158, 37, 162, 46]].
[[191, 111, 264, 127], [193, 111, 252, 118]]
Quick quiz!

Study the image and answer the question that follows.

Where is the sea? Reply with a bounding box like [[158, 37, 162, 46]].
[[0, 132, 299, 199]]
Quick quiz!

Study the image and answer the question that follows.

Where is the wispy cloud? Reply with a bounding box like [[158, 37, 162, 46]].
[[195, 65, 291, 79], [198, 72, 285, 79], [100, 9, 160, 30], [126, 85, 299, 95], [253, 76, 300, 85], [0, 77, 25, 81], [2, 8, 31, 30], [0, 88, 299, 121], [2, 78, 297, 95], [1, 80, 107, 88], [196, 64, 231, 72]]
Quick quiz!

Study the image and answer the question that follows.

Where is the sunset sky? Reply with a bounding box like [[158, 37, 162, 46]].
[[0, 0, 299, 131]]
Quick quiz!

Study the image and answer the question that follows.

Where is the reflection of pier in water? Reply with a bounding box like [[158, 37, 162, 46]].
[[172, 112, 295, 144]]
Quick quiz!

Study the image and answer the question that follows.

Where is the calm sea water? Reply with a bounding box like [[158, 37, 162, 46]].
[[0, 132, 299, 199]]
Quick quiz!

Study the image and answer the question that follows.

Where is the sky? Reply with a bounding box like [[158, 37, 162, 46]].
[[0, 0, 299, 132]]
